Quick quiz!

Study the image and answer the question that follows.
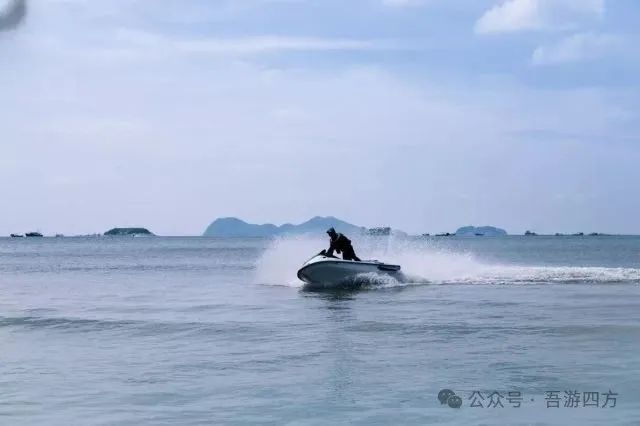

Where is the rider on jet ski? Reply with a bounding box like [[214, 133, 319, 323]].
[[325, 228, 361, 261]]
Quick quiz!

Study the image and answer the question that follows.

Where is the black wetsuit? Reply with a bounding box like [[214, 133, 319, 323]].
[[327, 233, 361, 261]]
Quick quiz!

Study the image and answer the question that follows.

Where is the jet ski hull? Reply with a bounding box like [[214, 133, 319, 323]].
[[297, 255, 401, 287]]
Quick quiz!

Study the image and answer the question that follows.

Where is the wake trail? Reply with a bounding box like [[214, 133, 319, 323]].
[[253, 235, 640, 288]]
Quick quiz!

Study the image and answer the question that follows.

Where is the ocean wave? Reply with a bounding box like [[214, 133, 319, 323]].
[[0, 263, 253, 274], [0, 315, 269, 336], [0, 315, 140, 331]]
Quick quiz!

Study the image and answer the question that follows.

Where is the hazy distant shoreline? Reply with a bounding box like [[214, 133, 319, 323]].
[[5, 217, 629, 238]]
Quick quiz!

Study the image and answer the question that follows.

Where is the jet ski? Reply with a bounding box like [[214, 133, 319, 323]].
[[297, 250, 401, 287]]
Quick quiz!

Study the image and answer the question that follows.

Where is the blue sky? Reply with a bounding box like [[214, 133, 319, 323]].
[[1, 0, 639, 235]]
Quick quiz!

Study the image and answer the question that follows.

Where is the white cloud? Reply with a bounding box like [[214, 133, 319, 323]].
[[109, 29, 398, 56], [475, 0, 605, 34], [176, 36, 386, 54], [532, 32, 622, 65]]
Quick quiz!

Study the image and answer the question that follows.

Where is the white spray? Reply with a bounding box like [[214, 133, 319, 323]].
[[253, 235, 640, 287], [252, 234, 488, 287]]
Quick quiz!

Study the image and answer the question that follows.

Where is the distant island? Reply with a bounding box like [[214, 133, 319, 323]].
[[104, 228, 154, 236], [203, 216, 367, 237], [204, 215, 406, 237], [203, 217, 510, 238], [455, 226, 507, 237]]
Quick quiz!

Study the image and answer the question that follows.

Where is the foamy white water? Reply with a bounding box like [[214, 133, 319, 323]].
[[253, 235, 640, 287]]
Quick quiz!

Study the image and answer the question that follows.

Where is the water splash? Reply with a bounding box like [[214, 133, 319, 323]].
[[253, 234, 325, 287], [253, 235, 640, 288]]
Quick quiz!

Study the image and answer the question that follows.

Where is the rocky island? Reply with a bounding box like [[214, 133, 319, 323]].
[[203, 216, 366, 237], [203, 217, 511, 238], [104, 228, 154, 236], [455, 226, 508, 237]]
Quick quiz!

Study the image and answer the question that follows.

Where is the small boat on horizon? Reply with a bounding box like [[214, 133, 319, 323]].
[[25, 232, 44, 238], [10, 234, 24, 238]]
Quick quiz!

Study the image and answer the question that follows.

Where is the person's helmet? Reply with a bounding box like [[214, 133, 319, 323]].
[[326, 227, 337, 236]]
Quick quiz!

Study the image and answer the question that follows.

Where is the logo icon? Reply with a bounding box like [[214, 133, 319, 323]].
[[438, 389, 462, 409]]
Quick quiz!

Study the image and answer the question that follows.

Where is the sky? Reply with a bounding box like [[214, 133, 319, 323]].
[[1, 0, 639, 236]]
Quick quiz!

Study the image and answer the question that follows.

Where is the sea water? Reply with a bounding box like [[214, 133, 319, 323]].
[[1, 236, 639, 425]]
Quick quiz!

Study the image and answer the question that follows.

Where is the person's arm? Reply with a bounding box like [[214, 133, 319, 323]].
[[326, 239, 336, 257]]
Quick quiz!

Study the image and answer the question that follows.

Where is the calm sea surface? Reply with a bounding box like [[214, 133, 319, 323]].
[[1, 236, 640, 425]]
